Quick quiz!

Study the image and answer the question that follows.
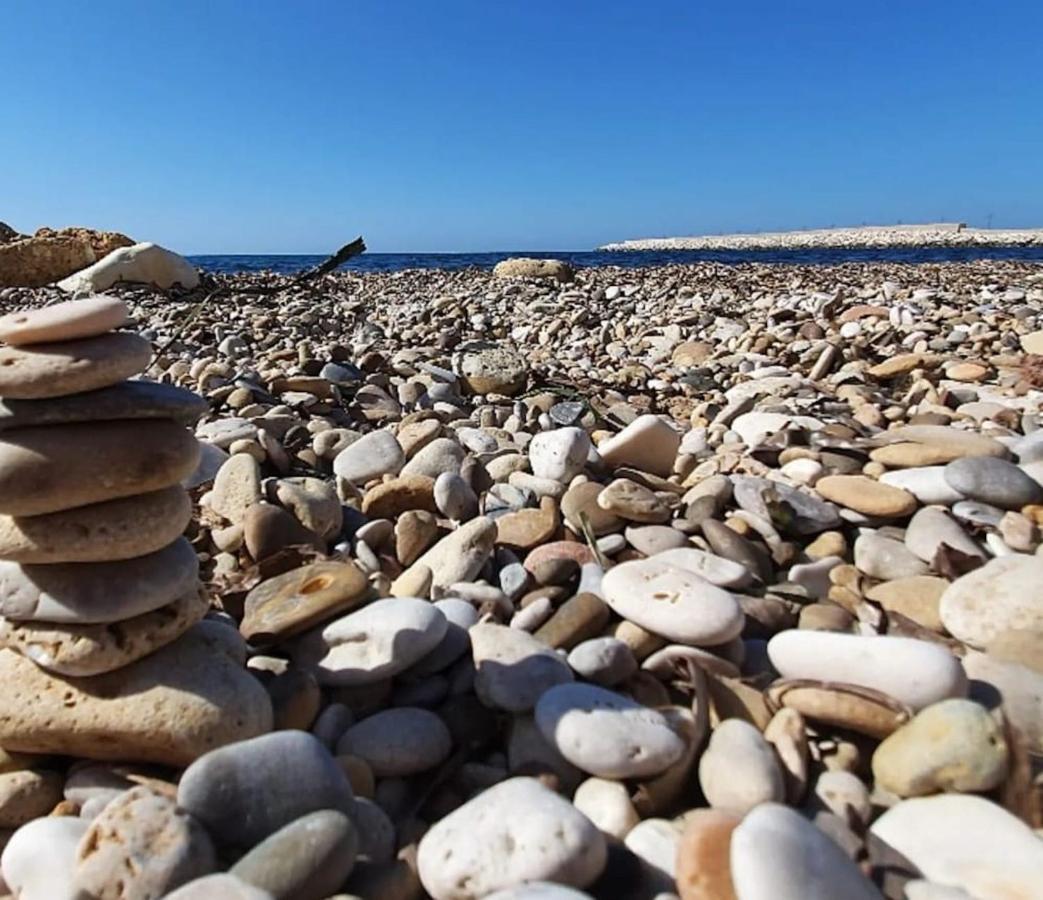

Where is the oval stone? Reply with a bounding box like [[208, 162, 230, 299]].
[[229, 810, 358, 900], [815, 475, 917, 518], [903, 507, 984, 563], [1, 815, 89, 900], [0, 331, 152, 399], [241, 560, 369, 645], [650, 546, 753, 588], [73, 786, 216, 900], [534, 683, 685, 779], [730, 803, 880, 900], [178, 731, 354, 853], [416, 777, 606, 900], [0, 295, 128, 345], [676, 809, 740, 900], [572, 777, 640, 840], [870, 795, 1043, 899], [529, 428, 591, 482], [337, 707, 452, 776], [944, 456, 1043, 510], [0, 379, 208, 431], [939, 554, 1043, 647], [291, 597, 447, 686], [698, 719, 785, 814], [0, 485, 192, 563], [332, 429, 404, 483], [0, 419, 200, 516], [472, 622, 573, 712], [871, 698, 1008, 797], [0, 536, 199, 623], [601, 558, 744, 646], [0, 769, 63, 827], [767, 630, 966, 710], [566, 637, 637, 686]]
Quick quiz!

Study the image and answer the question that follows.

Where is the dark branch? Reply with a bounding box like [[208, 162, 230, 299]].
[[294, 236, 366, 283]]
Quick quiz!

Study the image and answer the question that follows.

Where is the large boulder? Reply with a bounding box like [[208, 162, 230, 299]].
[[0, 227, 133, 287], [59, 241, 200, 292], [33, 227, 132, 260], [493, 257, 575, 282]]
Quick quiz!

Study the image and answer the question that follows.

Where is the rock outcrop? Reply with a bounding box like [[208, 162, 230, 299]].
[[0, 227, 133, 288]]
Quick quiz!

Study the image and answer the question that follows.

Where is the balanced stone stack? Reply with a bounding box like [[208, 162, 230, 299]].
[[0, 295, 271, 766]]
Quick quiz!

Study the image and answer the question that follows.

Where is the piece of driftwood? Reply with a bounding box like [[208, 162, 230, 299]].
[[293, 236, 366, 283], [146, 236, 367, 370]]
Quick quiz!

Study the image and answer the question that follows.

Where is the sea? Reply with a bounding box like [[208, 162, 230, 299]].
[[189, 246, 1043, 276]]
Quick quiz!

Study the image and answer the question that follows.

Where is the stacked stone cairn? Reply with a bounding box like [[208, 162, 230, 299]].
[[0, 296, 303, 899]]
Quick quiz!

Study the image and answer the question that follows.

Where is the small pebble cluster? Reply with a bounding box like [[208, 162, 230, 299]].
[[0, 259, 1039, 900]]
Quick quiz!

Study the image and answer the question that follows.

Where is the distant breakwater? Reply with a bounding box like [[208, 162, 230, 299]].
[[599, 224, 1043, 252]]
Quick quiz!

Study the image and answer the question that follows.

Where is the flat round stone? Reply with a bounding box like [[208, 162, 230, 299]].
[[534, 682, 685, 779], [241, 561, 369, 645], [0, 536, 199, 623], [0, 587, 207, 676], [0, 332, 152, 399], [0, 380, 209, 431], [0, 486, 192, 563], [0, 419, 200, 516], [0, 295, 128, 345], [872, 425, 1009, 464], [601, 557, 744, 646]]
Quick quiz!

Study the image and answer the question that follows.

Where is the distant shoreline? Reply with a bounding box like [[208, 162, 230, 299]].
[[599, 223, 1043, 251]]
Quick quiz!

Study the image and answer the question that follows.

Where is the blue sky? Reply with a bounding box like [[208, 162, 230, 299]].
[[2, 1, 1041, 253]]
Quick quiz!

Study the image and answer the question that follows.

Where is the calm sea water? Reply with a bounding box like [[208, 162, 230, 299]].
[[190, 246, 1043, 275]]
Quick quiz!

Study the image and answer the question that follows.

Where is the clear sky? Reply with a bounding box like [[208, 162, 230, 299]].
[[3, 1, 1041, 253]]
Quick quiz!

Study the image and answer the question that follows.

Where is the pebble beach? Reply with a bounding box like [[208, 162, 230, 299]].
[[0, 252, 1040, 898]]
